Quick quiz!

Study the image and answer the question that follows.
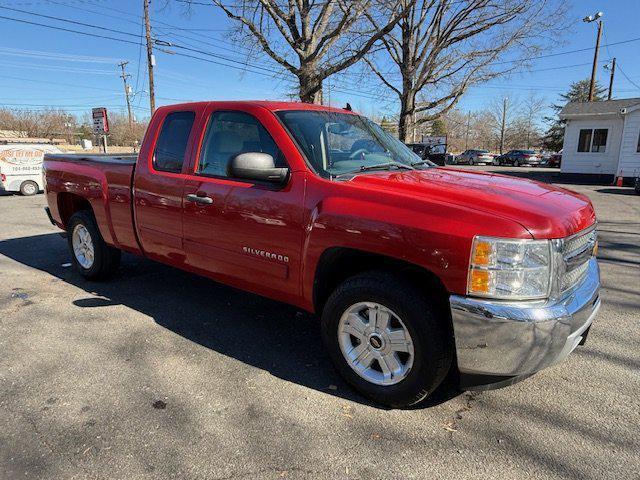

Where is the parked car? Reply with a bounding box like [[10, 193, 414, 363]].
[[0, 144, 61, 195], [406, 142, 447, 166], [537, 150, 553, 163], [444, 153, 457, 164], [547, 150, 562, 168], [43, 101, 600, 408], [495, 149, 543, 167], [454, 149, 495, 165]]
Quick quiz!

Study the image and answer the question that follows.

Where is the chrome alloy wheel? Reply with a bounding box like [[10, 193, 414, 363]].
[[72, 224, 94, 269], [338, 302, 415, 386]]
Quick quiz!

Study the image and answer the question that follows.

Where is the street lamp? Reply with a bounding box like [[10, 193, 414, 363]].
[[583, 11, 604, 102]]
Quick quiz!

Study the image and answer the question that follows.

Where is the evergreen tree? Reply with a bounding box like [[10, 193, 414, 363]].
[[543, 79, 606, 151], [430, 118, 447, 137]]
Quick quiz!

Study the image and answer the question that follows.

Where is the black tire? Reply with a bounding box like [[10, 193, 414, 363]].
[[20, 180, 38, 196], [321, 271, 452, 408], [67, 210, 121, 280]]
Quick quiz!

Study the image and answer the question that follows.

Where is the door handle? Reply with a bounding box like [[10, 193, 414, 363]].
[[185, 193, 213, 205]]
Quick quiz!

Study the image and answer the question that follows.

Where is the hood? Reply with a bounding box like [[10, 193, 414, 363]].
[[347, 167, 596, 238]]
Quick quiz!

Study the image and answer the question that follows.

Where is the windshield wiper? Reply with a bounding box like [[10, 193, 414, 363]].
[[334, 161, 414, 179], [410, 160, 435, 167]]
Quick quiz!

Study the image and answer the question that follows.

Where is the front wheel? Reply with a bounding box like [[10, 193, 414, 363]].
[[321, 272, 452, 408], [20, 180, 38, 196], [67, 210, 121, 280]]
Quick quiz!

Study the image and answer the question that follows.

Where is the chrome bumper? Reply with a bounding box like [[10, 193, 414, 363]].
[[450, 258, 600, 387]]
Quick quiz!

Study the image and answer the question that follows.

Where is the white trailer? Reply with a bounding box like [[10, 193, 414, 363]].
[[0, 144, 61, 195]]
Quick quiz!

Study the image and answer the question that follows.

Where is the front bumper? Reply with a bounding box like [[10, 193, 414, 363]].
[[450, 258, 600, 389]]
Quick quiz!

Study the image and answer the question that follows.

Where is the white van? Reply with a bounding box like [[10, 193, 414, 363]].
[[0, 144, 62, 196]]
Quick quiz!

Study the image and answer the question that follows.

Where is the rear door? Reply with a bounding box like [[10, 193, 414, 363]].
[[182, 105, 305, 299], [134, 108, 199, 264]]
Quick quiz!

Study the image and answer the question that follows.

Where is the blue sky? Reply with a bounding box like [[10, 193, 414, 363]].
[[0, 0, 638, 123]]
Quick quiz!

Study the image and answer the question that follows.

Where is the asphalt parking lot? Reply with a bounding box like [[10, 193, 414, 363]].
[[0, 166, 638, 480]]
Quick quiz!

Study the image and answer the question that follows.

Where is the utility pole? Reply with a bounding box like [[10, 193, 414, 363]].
[[606, 57, 616, 100], [583, 11, 604, 102], [464, 111, 471, 150], [118, 61, 133, 129], [588, 20, 603, 101], [499, 97, 507, 155], [143, 0, 156, 114]]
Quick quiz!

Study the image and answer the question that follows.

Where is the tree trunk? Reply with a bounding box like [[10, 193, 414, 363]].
[[398, 90, 415, 143], [298, 69, 323, 104]]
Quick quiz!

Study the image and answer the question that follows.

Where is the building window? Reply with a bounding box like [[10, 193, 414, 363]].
[[578, 129, 592, 152], [592, 129, 608, 152], [577, 128, 608, 153]]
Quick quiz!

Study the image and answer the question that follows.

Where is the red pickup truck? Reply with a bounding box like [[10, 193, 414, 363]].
[[44, 101, 600, 407]]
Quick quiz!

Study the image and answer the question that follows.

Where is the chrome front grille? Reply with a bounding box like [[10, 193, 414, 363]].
[[560, 227, 597, 292]]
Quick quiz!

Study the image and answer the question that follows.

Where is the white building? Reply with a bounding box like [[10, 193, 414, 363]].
[[559, 98, 640, 180]]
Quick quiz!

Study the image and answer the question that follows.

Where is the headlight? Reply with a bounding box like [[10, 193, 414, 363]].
[[467, 236, 552, 300]]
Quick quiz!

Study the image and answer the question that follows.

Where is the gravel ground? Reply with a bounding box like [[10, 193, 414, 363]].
[[0, 167, 638, 479]]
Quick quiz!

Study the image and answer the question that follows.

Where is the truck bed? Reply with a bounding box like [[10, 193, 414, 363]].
[[44, 153, 141, 254]]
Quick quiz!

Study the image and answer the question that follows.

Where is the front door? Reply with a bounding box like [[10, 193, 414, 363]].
[[182, 106, 305, 299]]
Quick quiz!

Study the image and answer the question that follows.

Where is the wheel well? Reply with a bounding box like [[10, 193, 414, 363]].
[[313, 247, 450, 318], [57, 193, 92, 228]]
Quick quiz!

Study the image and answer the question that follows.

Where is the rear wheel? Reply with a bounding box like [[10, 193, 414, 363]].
[[321, 271, 452, 408], [67, 210, 121, 280], [20, 180, 38, 196]]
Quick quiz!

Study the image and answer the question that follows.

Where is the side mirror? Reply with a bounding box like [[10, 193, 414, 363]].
[[229, 152, 289, 184]]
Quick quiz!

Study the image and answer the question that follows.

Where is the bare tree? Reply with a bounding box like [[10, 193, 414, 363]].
[[519, 93, 545, 148], [364, 0, 569, 141], [210, 0, 410, 103], [0, 108, 77, 142], [487, 96, 518, 154]]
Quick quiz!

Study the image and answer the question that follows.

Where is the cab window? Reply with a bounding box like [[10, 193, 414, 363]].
[[153, 111, 195, 173], [197, 111, 285, 178]]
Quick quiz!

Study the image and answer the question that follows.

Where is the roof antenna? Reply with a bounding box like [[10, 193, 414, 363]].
[[345, 103, 352, 111]]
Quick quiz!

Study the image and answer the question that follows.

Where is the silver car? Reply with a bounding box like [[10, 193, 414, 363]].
[[455, 149, 495, 165]]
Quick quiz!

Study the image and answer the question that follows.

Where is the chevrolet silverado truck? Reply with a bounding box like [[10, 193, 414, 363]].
[[43, 101, 601, 408]]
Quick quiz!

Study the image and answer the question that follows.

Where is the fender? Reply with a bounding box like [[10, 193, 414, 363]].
[[300, 175, 533, 308]]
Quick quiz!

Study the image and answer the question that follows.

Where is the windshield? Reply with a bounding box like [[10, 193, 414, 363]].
[[276, 110, 433, 178]]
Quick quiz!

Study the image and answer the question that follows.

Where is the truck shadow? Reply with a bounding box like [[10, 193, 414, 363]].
[[0, 232, 461, 409]]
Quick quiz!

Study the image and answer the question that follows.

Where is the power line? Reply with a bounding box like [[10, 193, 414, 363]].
[[0, 74, 121, 93], [0, 60, 116, 75], [0, 46, 120, 63], [0, 14, 143, 46], [617, 64, 640, 92], [0, 5, 142, 39], [490, 36, 640, 66], [54, 0, 241, 52]]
